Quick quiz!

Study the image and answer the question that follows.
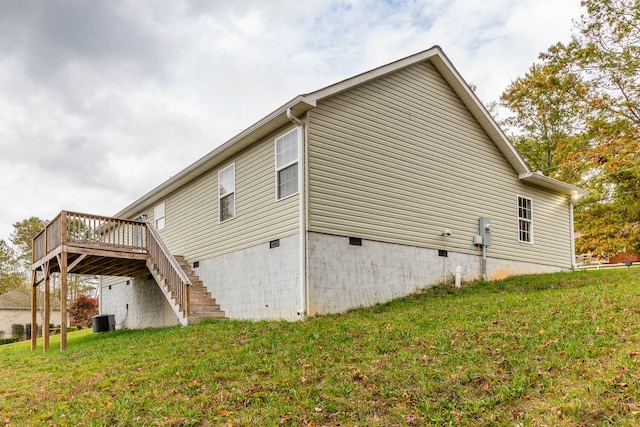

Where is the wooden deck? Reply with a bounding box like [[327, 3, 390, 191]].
[[31, 211, 198, 351]]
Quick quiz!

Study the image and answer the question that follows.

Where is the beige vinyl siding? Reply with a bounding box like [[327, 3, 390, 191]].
[[307, 60, 572, 268], [101, 276, 126, 288], [136, 126, 299, 262]]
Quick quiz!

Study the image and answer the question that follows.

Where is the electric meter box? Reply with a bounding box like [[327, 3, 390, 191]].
[[479, 217, 492, 246]]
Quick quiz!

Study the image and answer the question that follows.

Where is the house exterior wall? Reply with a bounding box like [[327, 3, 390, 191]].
[[100, 275, 180, 329], [97, 54, 579, 327], [0, 309, 63, 338], [307, 232, 567, 315], [98, 123, 303, 324], [194, 234, 301, 321], [133, 124, 300, 263], [307, 60, 573, 270]]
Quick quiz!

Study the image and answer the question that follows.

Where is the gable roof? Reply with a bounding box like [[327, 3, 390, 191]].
[[0, 289, 31, 310], [117, 46, 585, 218], [0, 289, 62, 310]]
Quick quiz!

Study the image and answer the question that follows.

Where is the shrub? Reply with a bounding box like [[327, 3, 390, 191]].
[[11, 324, 24, 339], [69, 295, 99, 328]]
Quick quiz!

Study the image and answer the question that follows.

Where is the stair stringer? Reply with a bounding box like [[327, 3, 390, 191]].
[[146, 259, 189, 326]]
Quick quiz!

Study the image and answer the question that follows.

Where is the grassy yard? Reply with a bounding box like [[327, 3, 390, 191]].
[[1, 268, 639, 426]]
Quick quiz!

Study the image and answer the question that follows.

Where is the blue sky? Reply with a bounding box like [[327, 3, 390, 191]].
[[0, 0, 583, 240]]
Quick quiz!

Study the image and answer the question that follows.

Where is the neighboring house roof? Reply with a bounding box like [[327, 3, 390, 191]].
[[0, 289, 61, 310], [0, 290, 31, 310], [117, 46, 586, 219]]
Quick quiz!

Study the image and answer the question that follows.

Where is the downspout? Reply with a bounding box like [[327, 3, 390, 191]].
[[286, 108, 307, 318], [569, 199, 577, 269]]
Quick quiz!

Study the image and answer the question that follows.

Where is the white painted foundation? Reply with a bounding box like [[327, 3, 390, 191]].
[[194, 234, 301, 321], [306, 232, 568, 315], [100, 275, 179, 329], [99, 232, 570, 327]]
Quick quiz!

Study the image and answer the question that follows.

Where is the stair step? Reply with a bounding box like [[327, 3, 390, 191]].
[[148, 254, 226, 321], [191, 302, 218, 308]]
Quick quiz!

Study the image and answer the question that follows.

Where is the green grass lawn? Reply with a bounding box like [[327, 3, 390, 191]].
[[1, 268, 639, 426]]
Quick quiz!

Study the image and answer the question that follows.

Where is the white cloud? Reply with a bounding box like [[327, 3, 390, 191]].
[[0, 0, 584, 240]]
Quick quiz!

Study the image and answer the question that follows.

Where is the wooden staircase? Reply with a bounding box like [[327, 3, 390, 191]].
[[31, 211, 226, 351], [173, 256, 225, 323]]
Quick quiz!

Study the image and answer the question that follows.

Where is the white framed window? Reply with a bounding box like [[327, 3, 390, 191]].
[[154, 202, 165, 230], [275, 128, 299, 200], [218, 163, 235, 222], [517, 196, 533, 243]]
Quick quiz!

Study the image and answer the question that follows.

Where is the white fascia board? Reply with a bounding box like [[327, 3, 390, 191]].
[[519, 172, 589, 197], [116, 96, 315, 219], [305, 46, 442, 102]]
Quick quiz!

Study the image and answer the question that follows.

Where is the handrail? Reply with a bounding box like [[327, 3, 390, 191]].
[[145, 223, 191, 316]]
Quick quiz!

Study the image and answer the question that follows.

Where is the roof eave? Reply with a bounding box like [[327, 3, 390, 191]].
[[519, 172, 589, 197]]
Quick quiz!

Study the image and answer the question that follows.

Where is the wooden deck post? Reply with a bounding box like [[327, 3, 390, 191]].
[[60, 251, 68, 351], [60, 211, 68, 351], [31, 271, 37, 351], [44, 264, 51, 352]]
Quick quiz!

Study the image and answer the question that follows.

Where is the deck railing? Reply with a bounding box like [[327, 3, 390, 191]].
[[33, 211, 147, 264], [33, 210, 190, 319], [146, 224, 191, 315]]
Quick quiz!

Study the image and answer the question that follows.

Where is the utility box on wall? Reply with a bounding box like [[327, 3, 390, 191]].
[[479, 217, 492, 246]]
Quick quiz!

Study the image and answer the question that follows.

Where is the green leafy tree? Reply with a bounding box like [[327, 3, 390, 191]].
[[501, 62, 590, 182], [500, 0, 640, 255], [0, 239, 25, 293], [9, 217, 48, 274]]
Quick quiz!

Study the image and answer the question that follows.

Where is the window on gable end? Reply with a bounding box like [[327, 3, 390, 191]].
[[219, 163, 236, 222], [275, 128, 299, 200], [154, 202, 165, 230], [517, 196, 533, 243]]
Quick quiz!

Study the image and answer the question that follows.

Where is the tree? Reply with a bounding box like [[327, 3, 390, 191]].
[[9, 217, 48, 274], [499, 0, 640, 255], [69, 294, 99, 328], [0, 239, 25, 294]]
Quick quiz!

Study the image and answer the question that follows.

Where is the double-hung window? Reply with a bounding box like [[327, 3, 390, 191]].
[[275, 128, 299, 200], [218, 164, 235, 222], [154, 202, 165, 230], [517, 196, 533, 243]]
